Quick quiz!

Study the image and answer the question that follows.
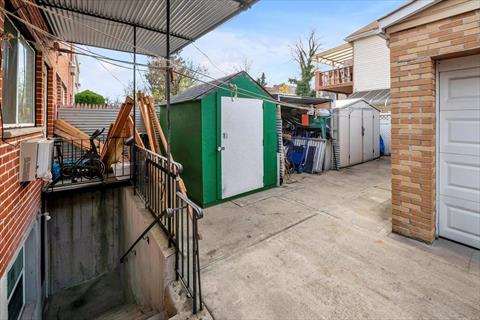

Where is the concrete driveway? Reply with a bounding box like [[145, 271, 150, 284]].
[[198, 157, 480, 320]]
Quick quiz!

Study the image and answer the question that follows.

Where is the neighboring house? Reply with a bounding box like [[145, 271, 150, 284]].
[[265, 83, 296, 95], [314, 21, 391, 111], [0, 0, 78, 318], [379, 0, 480, 248]]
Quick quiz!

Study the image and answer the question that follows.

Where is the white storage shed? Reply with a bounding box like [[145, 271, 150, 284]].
[[331, 99, 380, 168]]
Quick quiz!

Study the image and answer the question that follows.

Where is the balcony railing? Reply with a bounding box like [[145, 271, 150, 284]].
[[315, 66, 353, 93], [45, 136, 130, 192]]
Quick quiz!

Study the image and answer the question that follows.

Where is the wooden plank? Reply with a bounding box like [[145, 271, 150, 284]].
[[138, 92, 160, 153], [100, 96, 134, 165], [128, 116, 145, 148], [54, 120, 104, 152], [145, 96, 168, 155]]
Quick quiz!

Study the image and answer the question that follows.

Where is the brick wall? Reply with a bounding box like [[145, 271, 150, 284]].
[[0, 0, 77, 276], [388, 9, 480, 243]]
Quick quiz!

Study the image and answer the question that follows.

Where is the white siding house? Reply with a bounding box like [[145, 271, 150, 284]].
[[352, 35, 391, 92]]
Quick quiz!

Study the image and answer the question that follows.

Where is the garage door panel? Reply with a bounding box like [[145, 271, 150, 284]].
[[440, 110, 480, 156], [440, 153, 480, 202], [439, 67, 480, 111], [439, 195, 480, 249], [438, 55, 480, 247]]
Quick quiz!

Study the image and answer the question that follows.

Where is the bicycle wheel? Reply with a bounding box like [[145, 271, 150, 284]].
[[82, 159, 105, 179], [60, 164, 74, 178]]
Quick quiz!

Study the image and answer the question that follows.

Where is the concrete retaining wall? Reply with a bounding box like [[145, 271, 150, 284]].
[[46, 187, 122, 295], [120, 188, 175, 312]]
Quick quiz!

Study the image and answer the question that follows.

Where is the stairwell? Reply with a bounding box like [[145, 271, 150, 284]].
[[95, 304, 164, 320]]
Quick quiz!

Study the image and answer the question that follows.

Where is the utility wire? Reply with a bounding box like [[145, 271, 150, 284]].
[[83, 46, 129, 88]]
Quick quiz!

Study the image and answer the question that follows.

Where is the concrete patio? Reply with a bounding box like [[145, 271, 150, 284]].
[[199, 157, 480, 319]]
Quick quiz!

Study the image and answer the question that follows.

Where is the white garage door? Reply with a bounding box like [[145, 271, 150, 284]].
[[438, 55, 480, 249]]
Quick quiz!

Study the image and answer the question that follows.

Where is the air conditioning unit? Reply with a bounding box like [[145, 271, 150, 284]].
[[37, 140, 54, 181], [19, 139, 54, 182], [19, 140, 39, 182]]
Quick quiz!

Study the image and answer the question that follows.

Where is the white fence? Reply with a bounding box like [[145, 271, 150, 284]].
[[380, 112, 391, 156]]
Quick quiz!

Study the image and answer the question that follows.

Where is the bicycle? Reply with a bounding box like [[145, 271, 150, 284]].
[[55, 128, 106, 183]]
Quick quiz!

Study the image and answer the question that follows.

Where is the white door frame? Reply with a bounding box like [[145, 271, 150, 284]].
[[435, 54, 480, 238]]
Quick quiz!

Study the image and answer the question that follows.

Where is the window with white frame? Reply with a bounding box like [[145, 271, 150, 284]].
[[6, 248, 25, 320], [2, 17, 35, 127]]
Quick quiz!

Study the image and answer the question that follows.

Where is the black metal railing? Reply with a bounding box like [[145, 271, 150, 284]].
[[126, 146, 204, 313], [45, 136, 131, 192]]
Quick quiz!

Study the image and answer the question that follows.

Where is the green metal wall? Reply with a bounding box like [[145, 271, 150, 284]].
[[159, 100, 204, 204], [160, 73, 278, 207]]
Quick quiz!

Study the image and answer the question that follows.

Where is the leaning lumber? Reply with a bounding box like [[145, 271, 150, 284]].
[[101, 96, 134, 166], [54, 119, 104, 152], [127, 115, 145, 148], [138, 92, 160, 153]]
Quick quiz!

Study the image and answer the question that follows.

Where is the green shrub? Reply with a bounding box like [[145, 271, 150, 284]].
[[75, 90, 105, 105]]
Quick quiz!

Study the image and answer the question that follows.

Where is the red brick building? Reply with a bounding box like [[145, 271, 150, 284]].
[[379, 0, 479, 247], [0, 1, 78, 318]]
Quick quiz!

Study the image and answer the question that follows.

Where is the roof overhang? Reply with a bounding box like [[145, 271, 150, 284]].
[[312, 43, 353, 67], [34, 0, 257, 56], [378, 0, 440, 32], [272, 94, 332, 106]]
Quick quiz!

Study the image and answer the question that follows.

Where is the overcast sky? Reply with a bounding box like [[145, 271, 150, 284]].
[[78, 0, 406, 101]]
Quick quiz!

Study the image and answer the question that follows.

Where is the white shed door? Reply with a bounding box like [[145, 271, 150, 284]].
[[438, 55, 480, 248], [362, 109, 373, 161], [221, 97, 264, 199], [349, 108, 363, 165]]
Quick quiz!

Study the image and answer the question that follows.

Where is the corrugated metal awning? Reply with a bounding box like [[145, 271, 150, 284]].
[[36, 0, 257, 56], [349, 89, 390, 108]]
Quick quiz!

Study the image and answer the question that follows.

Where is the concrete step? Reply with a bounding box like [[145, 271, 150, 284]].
[[94, 304, 160, 320]]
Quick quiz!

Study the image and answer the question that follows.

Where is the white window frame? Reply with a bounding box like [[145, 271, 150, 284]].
[[2, 17, 36, 129], [6, 248, 25, 320]]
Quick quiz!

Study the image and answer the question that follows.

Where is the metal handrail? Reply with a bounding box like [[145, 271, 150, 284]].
[[126, 146, 204, 314], [120, 208, 173, 263]]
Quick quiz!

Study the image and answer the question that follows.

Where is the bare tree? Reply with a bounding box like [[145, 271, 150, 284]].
[[289, 29, 322, 97], [233, 56, 253, 73], [144, 51, 208, 103]]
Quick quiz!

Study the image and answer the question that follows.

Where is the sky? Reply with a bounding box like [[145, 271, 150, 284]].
[[78, 0, 407, 101]]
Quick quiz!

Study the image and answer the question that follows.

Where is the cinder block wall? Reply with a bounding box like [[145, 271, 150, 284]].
[[388, 9, 480, 243]]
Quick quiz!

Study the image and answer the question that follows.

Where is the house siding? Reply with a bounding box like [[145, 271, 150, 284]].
[[0, 0, 76, 277], [388, 8, 480, 243], [353, 35, 391, 92]]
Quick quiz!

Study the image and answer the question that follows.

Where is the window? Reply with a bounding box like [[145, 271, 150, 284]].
[[7, 248, 25, 320], [2, 18, 35, 127], [61, 83, 67, 105]]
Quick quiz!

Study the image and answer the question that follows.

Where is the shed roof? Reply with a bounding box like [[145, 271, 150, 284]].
[[35, 0, 257, 56], [162, 71, 273, 105]]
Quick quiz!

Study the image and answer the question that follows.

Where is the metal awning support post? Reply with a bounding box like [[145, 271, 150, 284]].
[[166, 0, 171, 195], [132, 26, 137, 193]]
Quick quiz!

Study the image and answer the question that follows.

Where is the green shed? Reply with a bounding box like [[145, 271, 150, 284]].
[[159, 71, 278, 207]]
